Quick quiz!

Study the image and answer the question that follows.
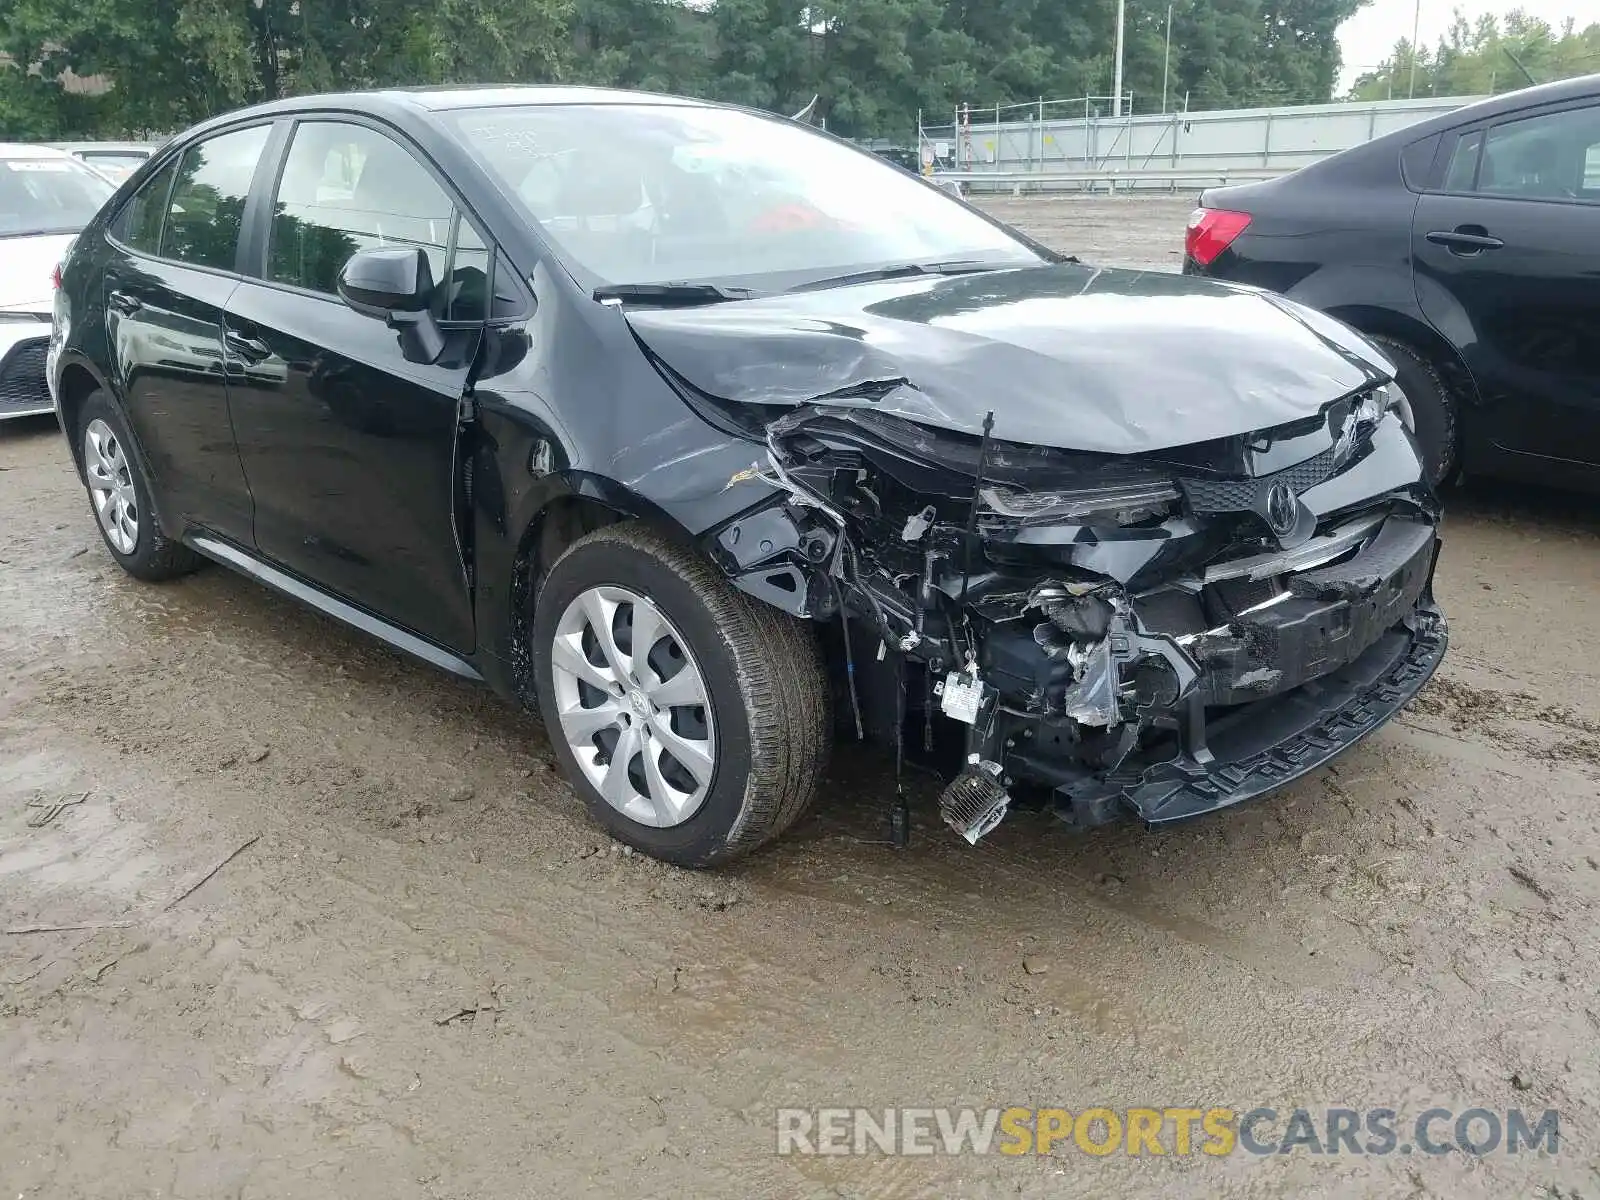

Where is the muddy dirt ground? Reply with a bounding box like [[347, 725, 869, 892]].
[[3, 197, 1599, 1199]]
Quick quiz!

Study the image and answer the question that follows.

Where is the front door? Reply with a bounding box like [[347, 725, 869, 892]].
[[1412, 101, 1600, 469], [224, 119, 480, 654], [102, 125, 273, 542]]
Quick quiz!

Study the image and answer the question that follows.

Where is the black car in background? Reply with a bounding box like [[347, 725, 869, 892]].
[[872, 146, 921, 171], [1185, 74, 1600, 493], [51, 87, 1445, 867]]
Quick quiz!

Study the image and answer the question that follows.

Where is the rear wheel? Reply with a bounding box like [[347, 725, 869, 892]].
[[532, 523, 830, 868], [1368, 334, 1459, 488], [77, 391, 203, 581]]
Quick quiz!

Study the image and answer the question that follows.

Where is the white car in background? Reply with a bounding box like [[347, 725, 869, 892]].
[[1, 144, 115, 420], [49, 141, 159, 184]]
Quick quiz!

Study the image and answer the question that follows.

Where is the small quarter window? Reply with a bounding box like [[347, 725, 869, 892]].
[[1442, 130, 1484, 193], [1400, 133, 1441, 190], [444, 217, 492, 322]]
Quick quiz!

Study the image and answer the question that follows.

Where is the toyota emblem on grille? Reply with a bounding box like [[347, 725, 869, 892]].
[[1264, 482, 1298, 535]]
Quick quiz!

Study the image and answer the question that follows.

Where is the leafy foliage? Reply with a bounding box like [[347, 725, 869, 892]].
[[8, 0, 1560, 145], [1349, 10, 1600, 101]]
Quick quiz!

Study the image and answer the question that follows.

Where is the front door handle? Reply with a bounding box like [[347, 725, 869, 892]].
[[224, 330, 271, 364], [108, 290, 142, 314], [1426, 227, 1505, 254]]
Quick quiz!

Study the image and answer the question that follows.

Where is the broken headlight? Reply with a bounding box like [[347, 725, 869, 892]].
[[980, 479, 1180, 528], [1334, 384, 1402, 462]]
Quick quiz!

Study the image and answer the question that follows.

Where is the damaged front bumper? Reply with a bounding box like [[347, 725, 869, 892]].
[[1008, 594, 1446, 828], [701, 398, 1449, 843], [966, 507, 1446, 829]]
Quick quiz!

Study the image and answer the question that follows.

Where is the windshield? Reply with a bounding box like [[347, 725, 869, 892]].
[[0, 156, 116, 238], [444, 103, 1042, 291]]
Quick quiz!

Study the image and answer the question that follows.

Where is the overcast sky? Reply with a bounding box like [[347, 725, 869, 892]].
[[1338, 0, 1589, 83]]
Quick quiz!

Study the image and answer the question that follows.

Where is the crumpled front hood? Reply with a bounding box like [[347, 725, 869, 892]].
[[627, 263, 1392, 454], [0, 234, 75, 313]]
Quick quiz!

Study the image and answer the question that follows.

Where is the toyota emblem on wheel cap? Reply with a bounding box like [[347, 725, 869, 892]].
[[1265, 481, 1298, 536]]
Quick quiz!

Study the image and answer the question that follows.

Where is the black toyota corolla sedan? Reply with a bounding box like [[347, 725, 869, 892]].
[[50, 87, 1447, 866], [1184, 74, 1600, 494]]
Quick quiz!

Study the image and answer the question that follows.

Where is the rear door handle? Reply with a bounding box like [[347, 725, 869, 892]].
[[1426, 228, 1505, 253], [224, 330, 271, 364], [108, 290, 141, 314]]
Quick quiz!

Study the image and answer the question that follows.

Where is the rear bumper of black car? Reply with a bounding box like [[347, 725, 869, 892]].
[[1000, 521, 1447, 827]]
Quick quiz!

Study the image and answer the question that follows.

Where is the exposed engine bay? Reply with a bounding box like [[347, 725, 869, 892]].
[[704, 386, 1448, 844]]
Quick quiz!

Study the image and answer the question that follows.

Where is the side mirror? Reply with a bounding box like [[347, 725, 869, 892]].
[[337, 246, 433, 317], [336, 246, 444, 365]]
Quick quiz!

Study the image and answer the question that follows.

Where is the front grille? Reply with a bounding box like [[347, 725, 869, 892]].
[[1179, 447, 1338, 514], [0, 338, 51, 416]]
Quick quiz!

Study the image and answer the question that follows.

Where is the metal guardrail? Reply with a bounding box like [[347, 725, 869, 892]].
[[935, 166, 1288, 194]]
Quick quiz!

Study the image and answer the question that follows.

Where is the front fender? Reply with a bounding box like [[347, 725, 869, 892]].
[[469, 392, 791, 695]]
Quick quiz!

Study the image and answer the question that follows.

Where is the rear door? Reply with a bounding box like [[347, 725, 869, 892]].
[[1411, 100, 1600, 467], [102, 124, 273, 541], [223, 117, 482, 654]]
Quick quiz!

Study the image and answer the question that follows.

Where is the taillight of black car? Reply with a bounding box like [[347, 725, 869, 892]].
[[1184, 207, 1251, 270]]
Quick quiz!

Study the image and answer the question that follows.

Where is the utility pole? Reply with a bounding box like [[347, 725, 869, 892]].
[[1113, 0, 1126, 117], [1408, 0, 1421, 98], [1162, 3, 1173, 114]]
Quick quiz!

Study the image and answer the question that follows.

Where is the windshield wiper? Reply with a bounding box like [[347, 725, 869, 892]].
[[593, 282, 759, 306], [787, 259, 1005, 294]]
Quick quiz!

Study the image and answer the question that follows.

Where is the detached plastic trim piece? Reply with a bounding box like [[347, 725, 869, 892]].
[[1119, 599, 1447, 824]]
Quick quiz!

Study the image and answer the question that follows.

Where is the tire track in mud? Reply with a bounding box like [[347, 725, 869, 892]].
[[1406, 675, 1600, 770]]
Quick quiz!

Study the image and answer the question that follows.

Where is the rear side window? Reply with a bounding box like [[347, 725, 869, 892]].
[[160, 125, 272, 271], [266, 121, 454, 297], [112, 159, 178, 253], [1479, 104, 1600, 202], [1442, 130, 1484, 193]]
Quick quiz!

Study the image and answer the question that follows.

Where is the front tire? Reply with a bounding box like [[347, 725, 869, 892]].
[[1368, 334, 1459, 488], [77, 391, 203, 581], [532, 523, 830, 868]]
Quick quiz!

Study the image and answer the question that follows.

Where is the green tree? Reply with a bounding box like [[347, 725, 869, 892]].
[[0, 0, 573, 138], [1, 0, 1442, 144], [570, 0, 711, 93], [1349, 9, 1600, 100], [705, 0, 813, 115]]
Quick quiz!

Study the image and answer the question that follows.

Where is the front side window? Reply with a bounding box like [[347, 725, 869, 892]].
[[0, 155, 116, 238], [160, 125, 272, 270], [442, 103, 1042, 291], [267, 122, 454, 297], [1478, 104, 1600, 202]]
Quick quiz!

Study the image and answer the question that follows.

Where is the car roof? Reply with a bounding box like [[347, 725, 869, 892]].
[[1393, 71, 1600, 141], [180, 84, 718, 137], [395, 85, 716, 111], [0, 143, 81, 161]]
